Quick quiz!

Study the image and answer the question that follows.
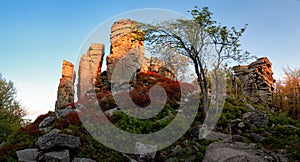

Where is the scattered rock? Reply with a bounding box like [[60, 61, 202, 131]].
[[232, 135, 246, 142], [171, 145, 182, 155], [135, 142, 157, 160], [204, 131, 231, 141], [37, 129, 81, 150], [105, 107, 120, 116], [249, 133, 265, 142], [203, 142, 263, 162], [38, 116, 56, 132], [243, 111, 269, 128], [56, 106, 74, 118], [237, 121, 245, 128], [42, 150, 69, 162], [244, 103, 255, 110], [73, 158, 96, 162], [203, 141, 288, 162], [16, 148, 39, 162]]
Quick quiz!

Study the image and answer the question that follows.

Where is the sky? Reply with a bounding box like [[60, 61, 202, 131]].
[[0, 0, 299, 121]]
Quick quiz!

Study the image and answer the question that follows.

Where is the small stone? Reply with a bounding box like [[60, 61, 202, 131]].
[[73, 158, 96, 162], [135, 142, 157, 159], [237, 122, 245, 128]]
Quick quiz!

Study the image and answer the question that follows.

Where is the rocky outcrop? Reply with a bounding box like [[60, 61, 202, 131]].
[[55, 60, 75, 110], [203, 141, 288, 162], [106, 19, 147, 83], [78, 43, 105, 99], [233, 57, 275, 103]]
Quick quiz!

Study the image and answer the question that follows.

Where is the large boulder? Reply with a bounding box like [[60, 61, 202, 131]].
[[42, 150, 70, 162], [203, 141, 288, 162], [16, 148, 39, 162], [37, 129, 81, 150]]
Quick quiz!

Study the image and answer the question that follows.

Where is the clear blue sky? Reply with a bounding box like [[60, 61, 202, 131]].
[[0, 0, 300, 120]]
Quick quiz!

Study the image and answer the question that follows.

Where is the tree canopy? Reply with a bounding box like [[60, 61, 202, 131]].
[[141, 6, 253, 118], [0, 74, 27, 143]]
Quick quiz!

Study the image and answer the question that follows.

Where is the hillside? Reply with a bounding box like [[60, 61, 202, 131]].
[[0, 19, 299, 162]]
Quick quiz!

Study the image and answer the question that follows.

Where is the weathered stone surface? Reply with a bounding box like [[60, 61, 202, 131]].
[[42, 150, 69, 162], [135, 142, 157, 159], [38, 116, 56, 132], [203, 142, 263, 162], [16, 148, 39, 162], [78, 43, 105, 99], [55, 60, 75, 110], [233, 57, 275, 103], [204, 141, 288, 162], [73, 158, 96, 162], [37, 129, 81, 150], [204, 131, 231, 141], [147, 57, 175, 79], [243, 111, 269, 128], [106, 19, 146, 82], [55, 106, 75, 118]]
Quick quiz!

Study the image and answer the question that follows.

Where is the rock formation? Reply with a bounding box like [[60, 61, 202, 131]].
[[106, 19, 147, 83], [77, 43, 104, 99], [233, 57, 275, 103], [203, 141, 288, 162], [55, 60, 75, 110]]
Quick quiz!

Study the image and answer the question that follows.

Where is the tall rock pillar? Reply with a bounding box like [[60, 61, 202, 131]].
[[55, 60, 75, 110], [77, 43, 104, 99], [106, 19, 146, 82]]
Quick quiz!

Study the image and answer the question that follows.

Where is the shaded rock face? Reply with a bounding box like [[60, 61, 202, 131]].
[[73, 158, 96, 162], [233, 57, 275, 103], [78, 43, 105, 99], [106, 19, 147, 82], [37, 129, 81, 150], [16, 148, 39, 162], [55, 60, 75, 110], [42, 150, 69, 162]]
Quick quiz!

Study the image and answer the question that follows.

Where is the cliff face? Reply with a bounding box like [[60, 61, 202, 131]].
[[233, 57, 275, 103], [106, 19, 147, 82], [77, 43, 104, 99], [55, 60, 75, 110]]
